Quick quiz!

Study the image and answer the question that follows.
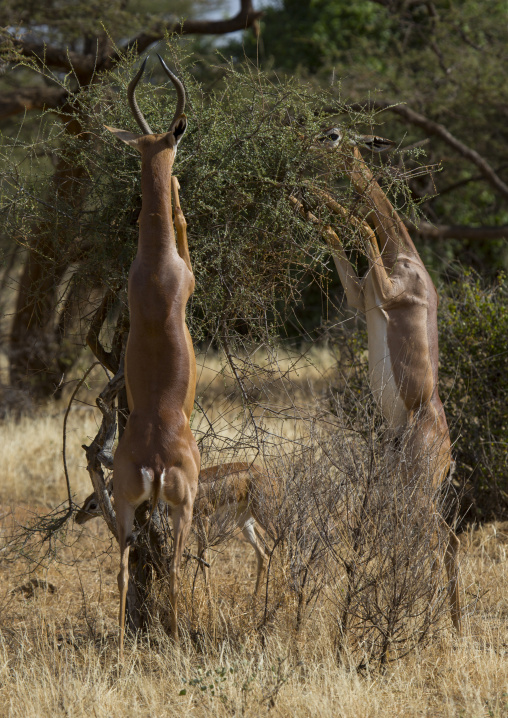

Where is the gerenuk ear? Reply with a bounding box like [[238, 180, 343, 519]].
[[104, 125, 143, 151], [170, 114, 187, 145]]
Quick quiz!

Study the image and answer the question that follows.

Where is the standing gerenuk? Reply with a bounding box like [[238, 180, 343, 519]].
[[105, 56, 200, 659]]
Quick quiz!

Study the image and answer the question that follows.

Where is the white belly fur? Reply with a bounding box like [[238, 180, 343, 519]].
[[365, 305, 408, 429]]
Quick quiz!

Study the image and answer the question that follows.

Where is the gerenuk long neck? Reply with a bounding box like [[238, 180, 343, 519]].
[[346, 148, 421, 271], [137, 143, 178, 260]]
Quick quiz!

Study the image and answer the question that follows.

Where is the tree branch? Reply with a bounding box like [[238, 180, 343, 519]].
[[340, 101, 508, 203], [436, 165, 508, 197], [17, 41, 97, 81], [81, 358, 133, 541], [408, 221, 508, 241], [16, 1, 262, 80], [122, 0, 262, 58], [0, 86, 68, 119], [86, 289, 119, 373]]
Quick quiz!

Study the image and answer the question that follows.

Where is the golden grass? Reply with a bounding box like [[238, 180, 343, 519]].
[[0, 562, 507, 718], [0, 407, 100, 507], [0, 356, 507, 717]]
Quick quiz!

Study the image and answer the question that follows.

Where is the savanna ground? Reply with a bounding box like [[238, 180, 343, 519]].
[[0, 348, 507, 718]]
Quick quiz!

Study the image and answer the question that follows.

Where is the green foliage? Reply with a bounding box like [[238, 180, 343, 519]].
[[229, 0, 394, 73], [180, 665, 232, 700], [0, 45, 418, 349], [438, 269, 508, 521]]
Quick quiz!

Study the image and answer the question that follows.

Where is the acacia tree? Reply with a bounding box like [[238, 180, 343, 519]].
[[0, 0, 262, 398]]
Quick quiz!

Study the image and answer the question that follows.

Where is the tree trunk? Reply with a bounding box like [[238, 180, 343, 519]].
[[9, 113, 87, 398]]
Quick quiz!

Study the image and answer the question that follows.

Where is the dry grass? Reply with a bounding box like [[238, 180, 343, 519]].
[[0, 354, 507, 717], [0, 529, 507, 718]]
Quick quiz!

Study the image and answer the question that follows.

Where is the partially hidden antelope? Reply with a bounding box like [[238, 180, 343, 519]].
[[104, 56, 200, 658], [292, 132, 461, 633], [75, 462, 271, 597]]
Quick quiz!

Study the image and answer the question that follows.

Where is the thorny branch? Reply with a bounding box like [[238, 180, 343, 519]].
[[222, 324, 262, 459], [82, 364, 122, 540], [62, 362, 101, 515]]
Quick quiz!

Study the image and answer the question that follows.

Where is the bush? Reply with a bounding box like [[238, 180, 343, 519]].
[[438, 268, 508, 522]]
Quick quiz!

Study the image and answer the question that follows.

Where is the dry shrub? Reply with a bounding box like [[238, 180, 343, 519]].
[[238, 398, 460, 669], [323, 427, 454, 666]]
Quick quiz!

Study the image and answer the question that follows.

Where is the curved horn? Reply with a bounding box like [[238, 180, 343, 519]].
[[127, 58, 153, 135], [156, 54, 186, 127]]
